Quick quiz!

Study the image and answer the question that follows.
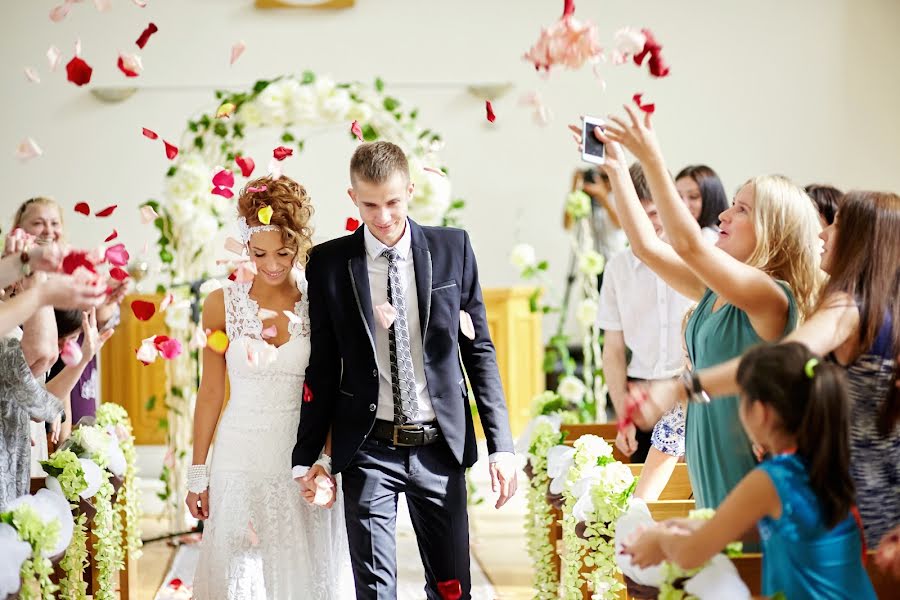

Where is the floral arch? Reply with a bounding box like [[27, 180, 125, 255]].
[[143, 72, 463, 529]]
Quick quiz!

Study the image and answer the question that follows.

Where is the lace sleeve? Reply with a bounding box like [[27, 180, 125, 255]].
[[0, 338, 64, 422], [223, 281, 261, 341]]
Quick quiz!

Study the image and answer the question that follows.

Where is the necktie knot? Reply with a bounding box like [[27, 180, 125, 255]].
[[381, 247, 399, 263]]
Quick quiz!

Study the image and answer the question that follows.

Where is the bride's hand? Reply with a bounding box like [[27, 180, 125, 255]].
[[299, 464, 337, 509], [186, 490, 209, 520]]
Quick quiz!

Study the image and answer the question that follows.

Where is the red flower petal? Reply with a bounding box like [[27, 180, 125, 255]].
[[437, 580, 462, 600], [95, 204, 117, 217], [109, 266, 130, 281], [235, 155, 255, 177], [485, 100, 496, 123], [212, 186, 234, 199], [272, 146, 293, 161], [142, 127, 158, 140], [105, 243, 130, 267], [164, 140, 178, 160], [62, 251, 97, 275], [131, 299, 156, 321], [105, 229, 118, 242], [303, 382, 314, 403], [212, 168, 235, 189], [227, 271, 237, 282], [117, 55, 140, 78], [135, 22, 158, 49], [65, 56, 93, 86], [648, 53, 670, 78], [74, 202, 91, 216], [632, 93, 655, 115], [562, 0, 575, 18], [168, 578, 183, 589], [345, 217, 360, 232], [350, 120, 363, 141]]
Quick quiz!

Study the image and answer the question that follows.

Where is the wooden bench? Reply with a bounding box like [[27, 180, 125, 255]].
[[628, 463, 692, 501], [561, 422, 632, 463]]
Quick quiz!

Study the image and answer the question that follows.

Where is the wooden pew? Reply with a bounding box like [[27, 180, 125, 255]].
[[561, 423, 632, 463], [645, 499, 696, 521], [628, 463, 692, 501]]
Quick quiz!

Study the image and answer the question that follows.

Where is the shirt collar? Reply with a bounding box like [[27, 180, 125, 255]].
[[363, 218, 412, 261]]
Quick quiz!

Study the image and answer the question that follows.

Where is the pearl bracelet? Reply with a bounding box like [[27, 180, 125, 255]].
[[187, 464, 209, 493]]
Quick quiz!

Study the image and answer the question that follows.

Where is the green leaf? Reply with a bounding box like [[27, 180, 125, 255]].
[[450, 199, 465, 209], [159, 249, 173, 264], [145, 396, 157, 411], [171, 387, 184, 398], [232, 122, 245, 138], [417, 128, 433, 140], [157, 418, 168, 430], [214, 90, 224, 100], [178, 450, 187, 459], [187, 121, 198, 133], [296, 140, 305, 153], [281, 131, 295, 143], [361, 123, 379, 142], [383, 97, 400, 111], [537, 260, 549, 271], [301, 70, 316, 84], [155, 284, 166, 295], [193, 136, 204, 150], [252, 79, 271, 94], [374, 76, 384, 92], [166, 166, 178, 177], [144, 200, 160, 211], [409, 108, 419, 120], [198, 114, 211, 129], [213, 121, 228, 137]]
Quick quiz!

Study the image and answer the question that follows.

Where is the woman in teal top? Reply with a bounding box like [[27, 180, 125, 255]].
[[626, 343, 875, 600], [571, 107, 822, 509]]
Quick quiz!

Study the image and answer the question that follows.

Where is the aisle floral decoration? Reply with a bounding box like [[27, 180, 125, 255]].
[[145, 72, 465, 530], [555, 435, 634, 599], [96, 403, 143, 560], [520, 415, 567, 599]]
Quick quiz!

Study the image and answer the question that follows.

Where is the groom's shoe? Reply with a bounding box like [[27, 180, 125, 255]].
[[370, 419, 441, 447]]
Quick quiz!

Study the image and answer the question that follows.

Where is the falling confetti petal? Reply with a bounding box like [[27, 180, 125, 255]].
[[74, 202, 91, 216], [267, 158, 282, 179], [283, 310, 302, 325], [142, 127, 158, 140], [105, 229, 118, 242], [207, 330, 229, 353], [633, 93, 655, 114], [61, 339, 83, 366], [272, 146, 293, 161], [374, 302, 397, 329], [522, 0, 602, 72], [224, 237, 244, 255], [105, 243, 130, 266], [212, 186, 234, 199], [234, 260, 257, 283], [212, 168, 235, 189], [62, 251, 96, 275], [132, 0, 148, 7], [258, 308, 278, 321], [131, 299, 156, 321], [163, 140, 178, 160], [485, 100, 496, 123], [140, 205, 158, 224], [117, 52, 143, 77], [258, 205, 273, 225], [633, 28, 670, 78], [261, 325, 277, 339], [345, 217, 360, 232], [135, 22, 158, 49], [437, 580, 463, 600], [423, 166, 447, 177], [66, 56, 93, 86], [95, 204, 117, 217], [246, 185, 267, 194], [47, 46, 61, 71], [135, 337, 158, 365], [235, 155, 255, 177], [459, 310, 476, 340], [15, 138, 42, 161], [160, 292, 174, 312], [303, 382, 313, 403], [190, 325, 207, 350], [50, 1, 75, 22], [247, 520, 260, 546], [230, 40, 246, 65], [109, 266, 129, 281], [519, 91, 553, 126], [158, 338, 183, 360], [350, 120, 363, 141], [611, 27, 646, 64], [216, 102, 236, 119], [24, 68, 40, 83]]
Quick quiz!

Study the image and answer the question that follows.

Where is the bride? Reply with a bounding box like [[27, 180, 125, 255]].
[[186, 175, 354, 599]]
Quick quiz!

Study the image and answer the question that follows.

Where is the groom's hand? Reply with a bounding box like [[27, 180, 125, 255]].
[[489, 454, 518, 509], [298, 464, 337, 509]]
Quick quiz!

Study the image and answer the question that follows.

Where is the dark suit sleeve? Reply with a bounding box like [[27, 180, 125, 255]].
[[292, 249, 340, 467], [458, 231, 514, 455]]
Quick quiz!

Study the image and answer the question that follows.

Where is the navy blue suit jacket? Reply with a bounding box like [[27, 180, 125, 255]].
[[292, 220, 514, 474]]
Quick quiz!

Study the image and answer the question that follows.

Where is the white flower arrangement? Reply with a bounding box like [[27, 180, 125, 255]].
[[558, 375, 587, 404], [0, 523, 31, 598], [509, 243, 538, 272], [576, 298, 599, 329]]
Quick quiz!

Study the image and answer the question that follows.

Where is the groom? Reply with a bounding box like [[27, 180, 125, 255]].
[[292, 141, 517, 599]]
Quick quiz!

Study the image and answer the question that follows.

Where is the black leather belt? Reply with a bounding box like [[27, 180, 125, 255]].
[[370, 419, 441, 447]]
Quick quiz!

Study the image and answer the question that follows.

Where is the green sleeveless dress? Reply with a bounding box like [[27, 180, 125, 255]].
[[684, 281, 798, 509]]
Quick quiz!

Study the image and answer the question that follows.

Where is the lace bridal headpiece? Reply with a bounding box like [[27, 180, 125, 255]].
[[237, 216, 279, 244]]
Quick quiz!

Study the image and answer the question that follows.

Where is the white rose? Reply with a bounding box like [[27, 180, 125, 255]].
[[313, 76, 336, 98], [575, 299, 598, 329], [73, 426, 109, 459], [236, 100, 263, 128], [105, 430, 127, 477], [0, 523, 31, 596], [409, 162, 452, 225], [79, 458, 103, 499], [510, 243, 537, 271], [290, 84, 319, 125], [193, 213, 220, 245], [255, 79, 292, 126], [165, 154, 210, 206], [319, 88, 352, 121], [557, 375, 586, 404], [346, 101, 373, 123]]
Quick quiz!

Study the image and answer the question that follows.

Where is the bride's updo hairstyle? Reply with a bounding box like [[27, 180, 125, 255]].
[[237, 175, 314, 267]]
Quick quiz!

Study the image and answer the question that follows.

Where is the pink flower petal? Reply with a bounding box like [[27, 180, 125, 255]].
[[374, 302, 397, 329], [24, 67, 40, 83], [117, 52, 143, 77], [50, 1, 74, 22], [459, 310, 475, 340], [212, 186, 234, 199], [15, 138, 42, 161], [212, 168, 235, 189], [135, 22, 158, 49], [230, 41, 246, 65], [95, 204, 117, 217], [142, 127, 158, 140], [158, 338, 183, 360], [160, 292, 174, 312], [132, 0, 148, 7], [246, 185, 267, 194], [47, 46, 61, 71], [74, 202, 91, 216], [140, 205, 158, 224], [258, 308, 278, 321], [105, 243, 130, 267], [224, 237, 244, 255], [105, 229, 118, 242], [485, 100, 496, 123], [235, 155, 255, 177], [423, 166, 446, 177], [66, 56, 93, 86], [350, 120, 363, 141], [61, 339, 83, 367], [234, 260, 257, 283], [190, 325, 207, 350], [164, 140, 178, 160], [261, 325, 277, 339]]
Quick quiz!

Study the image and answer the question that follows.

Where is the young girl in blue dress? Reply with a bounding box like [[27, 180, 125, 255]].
[[626, 342, 875, 599]]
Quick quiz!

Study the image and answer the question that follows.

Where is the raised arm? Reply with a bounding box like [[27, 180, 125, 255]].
[[603, 107, 790, 341]]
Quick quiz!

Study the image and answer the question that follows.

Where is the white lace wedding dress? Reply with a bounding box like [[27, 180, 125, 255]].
[[193, 270, 354, 599]]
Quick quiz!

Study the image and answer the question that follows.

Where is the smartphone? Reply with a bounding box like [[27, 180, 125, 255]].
[[581, 117, 605, 165]]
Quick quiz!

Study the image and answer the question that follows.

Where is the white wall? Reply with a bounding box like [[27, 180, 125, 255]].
[[3, 0, 899, 335]]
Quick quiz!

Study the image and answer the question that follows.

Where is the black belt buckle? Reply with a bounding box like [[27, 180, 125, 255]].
[[392, 424, 422, 446]]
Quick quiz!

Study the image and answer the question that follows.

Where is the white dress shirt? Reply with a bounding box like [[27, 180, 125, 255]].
[[363, 221, 436, 423], [597, 248, 694, 380]]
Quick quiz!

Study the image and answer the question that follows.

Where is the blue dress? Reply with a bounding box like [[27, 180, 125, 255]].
[[757, 454, 875, 600]]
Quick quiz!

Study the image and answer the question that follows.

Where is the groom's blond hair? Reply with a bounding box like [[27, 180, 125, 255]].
[[350, 141, 410, 186]]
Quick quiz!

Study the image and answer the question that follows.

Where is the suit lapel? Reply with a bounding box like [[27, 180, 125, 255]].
[[347, 228, 376, 356], [409, 220, 432, 341]]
